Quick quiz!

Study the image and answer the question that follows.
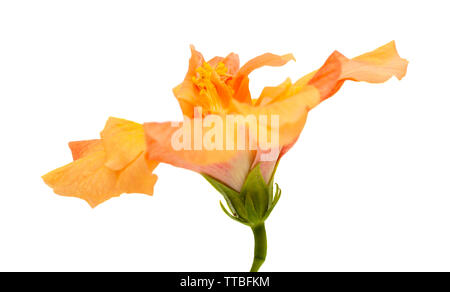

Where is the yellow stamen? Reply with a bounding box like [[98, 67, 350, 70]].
[[191, 62, 231, 114]]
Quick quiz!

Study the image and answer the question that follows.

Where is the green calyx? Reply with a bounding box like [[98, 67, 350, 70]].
[[203, 164, 281, 272], [202, 164, 281, 227]]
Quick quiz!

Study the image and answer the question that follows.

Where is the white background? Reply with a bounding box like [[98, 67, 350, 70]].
[[1, 0, 449, 272]]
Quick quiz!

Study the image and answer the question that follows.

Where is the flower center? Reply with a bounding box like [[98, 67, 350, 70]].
[[191, 62, 231, 114]]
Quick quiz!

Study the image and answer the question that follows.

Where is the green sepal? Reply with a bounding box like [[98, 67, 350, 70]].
[[264, 183, 281, 221], [220, 201, 248, 225], [202, 174, 248, 221], [240, 164, 269, 221], [203, 163, 282, 227], [244, 193, 260, 224]]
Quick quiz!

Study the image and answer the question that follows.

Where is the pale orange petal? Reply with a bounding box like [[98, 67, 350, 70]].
[[252, 148, 281, 184], [68, 139, 102, 160], [352, 41, 408, 80], [255, 78, 293, 106], [232, 53, 295, 103], [173, 82, 198, 118], [233, 76, 251, 104], [230, 86, 314, 149], [307, 41, 408, 106], [173, 45, 205, 117], [43, 149, 158, 207], [207, 53, 240, 76], [100, 117, 145, 171], [207, 56, 224, 68], [256, 71, 318, 107], [186, 45, 205, 79], [210, 69, 234, 108], [235, 53, 295, 81], [116, 153, 158, 196], [247, 41, 407, 157], [144, 121, 255, 191], [222, 53, 240, 75], [42, 149, 120, 208], [43, 118, 159, 207]]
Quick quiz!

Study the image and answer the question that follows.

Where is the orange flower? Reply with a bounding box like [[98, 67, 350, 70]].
[[41, 42, 407, 272], [42, 117, 158, 207], [43, 42, 407, 206], [145, 41, 408, 191]]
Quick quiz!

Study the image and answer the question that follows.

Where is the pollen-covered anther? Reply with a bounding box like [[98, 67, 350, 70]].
[[191, 62, 231, 114]]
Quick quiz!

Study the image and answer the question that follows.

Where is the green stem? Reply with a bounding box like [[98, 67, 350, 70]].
[[250, 223, 267, 272]]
